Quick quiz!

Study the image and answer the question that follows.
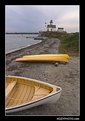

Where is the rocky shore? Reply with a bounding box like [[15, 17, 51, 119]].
[[6, 38, 80, 116]]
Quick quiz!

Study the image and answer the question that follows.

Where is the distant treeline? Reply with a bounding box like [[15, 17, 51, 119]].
[[6, 32, 39, 34]]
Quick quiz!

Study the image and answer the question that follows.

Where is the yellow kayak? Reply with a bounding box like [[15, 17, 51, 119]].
[[23, 54, 69, 59], [16, 55, 69, 63]]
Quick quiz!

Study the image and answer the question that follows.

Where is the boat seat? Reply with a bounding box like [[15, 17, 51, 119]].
[[6, 81, 17, 98]]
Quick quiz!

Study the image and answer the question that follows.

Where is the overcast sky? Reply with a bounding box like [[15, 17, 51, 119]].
[[5, 5, 79, 33]]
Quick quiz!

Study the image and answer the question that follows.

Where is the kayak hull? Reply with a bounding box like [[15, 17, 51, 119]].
[[16, 54, 69, 62]]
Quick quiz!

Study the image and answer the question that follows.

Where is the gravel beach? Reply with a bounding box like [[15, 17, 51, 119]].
[[6, 38, 80, 116]]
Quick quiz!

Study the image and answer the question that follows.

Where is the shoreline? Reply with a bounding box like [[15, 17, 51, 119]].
[[6, 38, 80, 116], [6, 40, 42, 55]]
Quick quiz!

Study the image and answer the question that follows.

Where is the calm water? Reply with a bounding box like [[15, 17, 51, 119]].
[[5, 34, 41, 53]]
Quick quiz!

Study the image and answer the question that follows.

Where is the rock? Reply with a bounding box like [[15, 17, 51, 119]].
[[54, 62, 59, 66]]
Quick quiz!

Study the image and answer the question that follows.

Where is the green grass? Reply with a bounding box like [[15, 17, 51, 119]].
[[59, 32, 79, 56], [40, 31, 79, 56]]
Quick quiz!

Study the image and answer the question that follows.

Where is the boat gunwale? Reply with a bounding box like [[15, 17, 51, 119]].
[[6, 75, 57, 90]]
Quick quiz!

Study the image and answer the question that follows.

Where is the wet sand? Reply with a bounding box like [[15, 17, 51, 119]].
[[6, 38, 80, 116]]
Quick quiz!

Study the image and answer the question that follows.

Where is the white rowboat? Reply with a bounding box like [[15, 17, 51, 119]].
[[5, 75, 62, 113]]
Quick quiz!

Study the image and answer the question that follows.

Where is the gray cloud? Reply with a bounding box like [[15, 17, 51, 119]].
[[5, 5, 79, 33]]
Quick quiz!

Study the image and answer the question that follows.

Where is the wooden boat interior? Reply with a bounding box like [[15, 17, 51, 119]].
[[5, 76, 58, 109]]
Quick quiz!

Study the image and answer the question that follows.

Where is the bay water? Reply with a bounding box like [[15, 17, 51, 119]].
[[5, 34, 41, 53]]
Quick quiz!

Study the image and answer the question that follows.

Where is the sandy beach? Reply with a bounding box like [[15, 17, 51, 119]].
[[6, 38, 80, 116]]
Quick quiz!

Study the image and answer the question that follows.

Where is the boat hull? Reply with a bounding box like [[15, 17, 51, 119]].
[[16, 54, 69, 62], [6, 90, 61, 113], [23, 54, 69, 59]]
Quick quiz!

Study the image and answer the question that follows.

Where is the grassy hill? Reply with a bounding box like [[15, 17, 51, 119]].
[[40, 31, 79, 56]]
